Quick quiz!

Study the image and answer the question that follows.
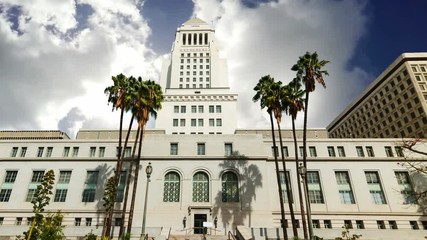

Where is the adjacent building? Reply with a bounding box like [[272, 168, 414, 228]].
[[327, 53, 427, 138], [0, 19, 426, 240]]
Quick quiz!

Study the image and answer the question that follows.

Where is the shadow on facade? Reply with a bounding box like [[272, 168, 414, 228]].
[[412, 171, 427, 215], [212, 151, 263, 234]]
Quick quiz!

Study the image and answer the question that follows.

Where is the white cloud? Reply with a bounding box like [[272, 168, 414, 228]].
[[0, 0, 372, 137], [0, 0, 163, 137], [192, 0, 370, 129]]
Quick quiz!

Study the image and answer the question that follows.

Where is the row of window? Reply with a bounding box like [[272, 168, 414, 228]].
[[278, 219, 427, 230], [158, 169, 414, 206], [181, 52, 210, 58], [0, 170, 126, 203], [181, 33, 209, 46], [172, 119, 222, 127], [179, 77, 210, 83], [179, 83, 210, 89], [180, 64, 210, 70], [180, 71, 210, 76], [9, 146, 132, 158], [174, 105, 222, 114], [277, 145, 404, 158]]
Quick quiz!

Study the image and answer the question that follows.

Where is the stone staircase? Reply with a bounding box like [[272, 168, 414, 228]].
[[169, 234, 229, 240]]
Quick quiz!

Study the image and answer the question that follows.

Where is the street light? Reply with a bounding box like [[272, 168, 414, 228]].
[[141, 162, 153, 240], [298, 163, 314, 240]]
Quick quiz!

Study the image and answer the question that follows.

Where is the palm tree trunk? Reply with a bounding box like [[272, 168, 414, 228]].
[[106, 107, 125, 237], [127, 127, 144, 235], [117, 116, 135, 238], [120, 126, 140, 237], [269, 112, 288, 240], [303, 90, 313, 239], [292, 117, 308, 240], [276, 121, 298, 238]]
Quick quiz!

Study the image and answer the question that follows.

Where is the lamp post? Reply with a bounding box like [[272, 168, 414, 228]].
[[298, 163, 313, 240], [141, 162, 153, 240]]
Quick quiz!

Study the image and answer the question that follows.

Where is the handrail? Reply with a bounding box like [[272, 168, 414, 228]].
[[228, 231, 237, 240]]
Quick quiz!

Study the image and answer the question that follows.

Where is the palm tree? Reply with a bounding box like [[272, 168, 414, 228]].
[[104, 73, 132, 237], [270, 81, 298, 238], [126, 78, 164, 235], [253, 75, 297, 240], [282, 80, 307, 239], [291, 52, 329, 239]]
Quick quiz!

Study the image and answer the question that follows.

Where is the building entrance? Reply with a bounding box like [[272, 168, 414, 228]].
[[194, 214, 207, 234]]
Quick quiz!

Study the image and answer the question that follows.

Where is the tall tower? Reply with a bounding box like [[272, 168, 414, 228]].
[[156, 18, 238, 134]]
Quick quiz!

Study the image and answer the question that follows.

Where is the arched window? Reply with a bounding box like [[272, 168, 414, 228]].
[[193, 172, 209, 202], [183, 34, 186, 45], [222, 172, 239, 202], [204, 33, 208, 45], [193, 33, 198, 45], [163, 171, 180, 202], [199, 33, 203, 45]]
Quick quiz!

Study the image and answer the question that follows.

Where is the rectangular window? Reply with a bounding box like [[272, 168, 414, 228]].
[[410, 221, 419, 230], [197, 143, 205, 155], [191, 105, 197, 113], [173, 119, 178, 127], [85, 171, 99, 184], [356, 146, 364, 157], [366, 146, 375, 157], [75, 218, 81, 226], [99, 147, 105, 157], [16, 217, 22, 226], [25, 189, 36, 202], [312, 220, 320, 229], [4, 171, 18, 183], [0, 189, 12, 202], [179, 119, 185, 127], [209, 119, 214, 127], [209, 105, 214, 113], [82, 189, 96, 202], [337, 146, 345, 157], [365, 171, 386, 204], [356, 220, 365, 229], [225, 143, 233, 156], [31, 171, 45, 183], [191, 119, 197, 127], [53, 189, 68, 202], [307, 171, 324, 204], [327, 146, 336, 157], [377, 220, 385, 229], [0, 217, 3, 225], [58, 171, 72, 183], [89, 147, 96, 157], [198, 119, 204, 127], [20, 147, 27, 157], [324, 220, 332, 229], [216, 119, 222, 127], [86, 218, 92, 226], [389, 221, 398, 229], [344, 220, 353, 229], [309, 147, 317, 157], [422, 221, 427, 230], [116, 171, 126, 202], [282, 146, 289, 157], [46, 147, 53, 157], [63, 147, 70, 157], [395, 172, 416, 204], [335, 171, 355, 204], [37, 147, 44, 157], [181, 106, 186, 113], [279, 171, 293, 203], [10, 147, 18, 157], [395, 146, 404, 157], [216, 105, 221, 113], [72, 147, 79, 157], [385, 146, 394, 157], [170, 143, 178, 155], [174, 106, 179, 113], [198, 105, 204, 113], [299, 146, 304, 158]]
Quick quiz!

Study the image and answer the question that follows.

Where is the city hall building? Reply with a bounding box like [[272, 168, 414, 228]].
[[0, 18, 426, 240]]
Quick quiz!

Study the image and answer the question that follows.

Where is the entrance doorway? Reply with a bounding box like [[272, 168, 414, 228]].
[[194, 214, 207, 234]]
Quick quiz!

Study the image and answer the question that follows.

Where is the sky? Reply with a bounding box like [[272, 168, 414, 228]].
[[0, 0, 426, 138]]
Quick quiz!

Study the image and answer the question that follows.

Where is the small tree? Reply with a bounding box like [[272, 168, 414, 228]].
[[26, 170, 55, 240], [102, 176, 117, 239], [37, 212, 65, 240]]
